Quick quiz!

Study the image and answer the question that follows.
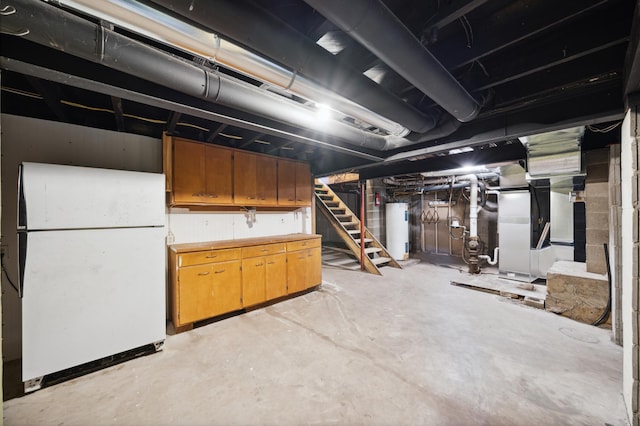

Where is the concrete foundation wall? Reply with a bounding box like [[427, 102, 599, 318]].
[[0, 114, 307, 362]]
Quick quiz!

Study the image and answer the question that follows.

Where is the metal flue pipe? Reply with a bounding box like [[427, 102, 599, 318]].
[[457, 175, 479, 238], [53, 0, 410, 137], [303, 0, 481, 122]]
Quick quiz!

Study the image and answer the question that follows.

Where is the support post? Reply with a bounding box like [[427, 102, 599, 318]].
[[360, 181, 366, 271]]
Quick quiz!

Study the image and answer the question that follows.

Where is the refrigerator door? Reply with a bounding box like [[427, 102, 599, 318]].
[[22, 227, 166, 382], [19, 162, 164, 230]]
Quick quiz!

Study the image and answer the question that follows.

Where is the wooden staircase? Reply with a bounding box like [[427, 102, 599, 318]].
[[314, 180, 401, 275]]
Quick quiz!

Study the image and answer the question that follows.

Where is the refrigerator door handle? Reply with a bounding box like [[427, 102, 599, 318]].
[[17, 232, 26, 298]]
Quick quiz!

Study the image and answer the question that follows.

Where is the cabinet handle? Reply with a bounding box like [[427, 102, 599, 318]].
[[255, 263, 264, 267], [261, 249, 269, 252], [198, 271, 210, 276], [267, 261, 275, 265], [192, 192, 203, 197], [260, 197, 266, 200], [247, 196, 256, 200], [301, 242, 307, 246], [205, 254, 217, 259], [288, 198, 295, 201], [308, 252, 313, 257], [298, 256, 305, 260], [207, 194, 218, 198], [214, 269, 225, 274]]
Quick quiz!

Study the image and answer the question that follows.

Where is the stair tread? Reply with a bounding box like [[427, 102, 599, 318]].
[[325, 257, 359, 266], [354, 238, 374, 244], [371, 257, 392, 265], [364, 247, 383, 254], [341, 221, 359, 226], [347, 230, 361, 234]]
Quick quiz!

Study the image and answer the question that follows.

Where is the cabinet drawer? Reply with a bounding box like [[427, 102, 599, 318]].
[[178, 248, 241, 267], [286, 238, 320, 252], [242, 243, 286, 258]]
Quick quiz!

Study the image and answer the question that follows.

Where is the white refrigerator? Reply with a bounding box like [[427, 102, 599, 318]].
[[18, 162, 166, 392]]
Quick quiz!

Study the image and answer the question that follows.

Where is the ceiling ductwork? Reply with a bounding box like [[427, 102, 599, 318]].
[[7, 0, 391, 150], [50, 0, 411, 137], [519, 127, 585, 178], [145, 0, 438, 134], [302, 0, 481, 123]]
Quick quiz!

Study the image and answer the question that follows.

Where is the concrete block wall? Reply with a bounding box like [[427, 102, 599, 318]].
[[585, 149, 610, 274]]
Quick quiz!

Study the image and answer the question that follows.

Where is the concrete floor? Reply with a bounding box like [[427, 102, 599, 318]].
[[3, 261, 627, 425]]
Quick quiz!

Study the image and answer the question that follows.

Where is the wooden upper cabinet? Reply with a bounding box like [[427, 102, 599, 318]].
[[171, 138, 233, 206], [295, 162, 312, 206], [166, 134, 309, 208], [277, 159, 297, 206], [256, 156, 277, 205], [234, 151, 257, 204], [173, 139, 206, 205], [205, 144, 233, 204], [234, 151, 277, 206]]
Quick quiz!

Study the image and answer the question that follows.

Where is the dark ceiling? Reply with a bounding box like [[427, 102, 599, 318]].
[[1, 0, 638, 178]]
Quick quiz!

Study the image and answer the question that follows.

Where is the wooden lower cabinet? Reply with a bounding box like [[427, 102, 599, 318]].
[[287, 247, 322, 294], [170, 234, 321, 330], [177, 260, 242, 325]]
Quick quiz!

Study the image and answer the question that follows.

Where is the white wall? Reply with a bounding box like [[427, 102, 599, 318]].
[[0, 114, 308, 362]]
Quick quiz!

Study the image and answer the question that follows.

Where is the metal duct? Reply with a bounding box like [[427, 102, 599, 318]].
[[6, 0, 388, 150], [51, 0, 410, 137], [303, 0, 481, 123], [519, 127, 584, 178], [147, 0, 437, 134]]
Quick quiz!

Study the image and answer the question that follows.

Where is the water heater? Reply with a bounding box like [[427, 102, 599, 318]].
[[386, 203, 409, 260]]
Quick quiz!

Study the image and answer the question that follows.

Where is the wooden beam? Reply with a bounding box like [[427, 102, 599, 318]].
[[110, 96, 125, 132], [238, 133, 265, 148], [25, 76, 69, 122], [165, 111, 182, 134], [206, 123, 227, 142]]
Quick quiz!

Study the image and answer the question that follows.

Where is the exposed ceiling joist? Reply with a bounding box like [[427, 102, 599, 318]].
[[422, 0, 489, 34], [110, 96, 125, 132], [0, 57, 384, 162], [624, 0, 640, 96], [165, 111, 182, 134], [239, 133, 266, 149], [206, 123, 227, 142], [432, 0, 609, 70], [25, 75, 69, 122]]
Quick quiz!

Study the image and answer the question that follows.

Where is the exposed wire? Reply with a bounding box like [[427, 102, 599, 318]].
[[219, 132, 243, 140], [587, 121, 621, 133], [1, 85, 43, 99], [463, 16, 474, 47], [1, 252, 19, 295]]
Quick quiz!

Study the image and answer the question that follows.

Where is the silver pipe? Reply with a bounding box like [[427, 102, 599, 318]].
[[54, 0, 409, 137]]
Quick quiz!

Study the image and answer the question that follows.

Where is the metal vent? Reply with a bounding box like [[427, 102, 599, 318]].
[[519, 127, 584, 178]]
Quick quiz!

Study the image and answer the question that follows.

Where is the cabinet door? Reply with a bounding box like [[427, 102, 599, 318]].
[[295, 162, 312, 206], [178, 264, 215, 325], [242, 257, 266, 307], [306, 247, 322, 289], [287, 250, 308, 294], [265, 253, 287, 299], [204, 145, 233, 204], [211, 260, 243, 316], [173, 140, 205, 204], [256, 155, 277, 205], [234, 151, 257, 204], [277, 159, 297, 206]]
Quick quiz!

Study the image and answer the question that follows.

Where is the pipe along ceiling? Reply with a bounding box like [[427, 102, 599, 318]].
[[4, 0, 481, 153]]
